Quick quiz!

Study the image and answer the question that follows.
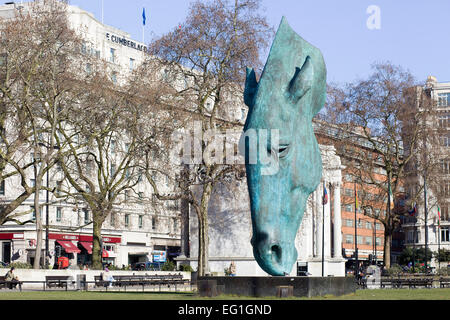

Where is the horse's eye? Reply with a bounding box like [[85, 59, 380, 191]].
[[277, 145, 290, 158]]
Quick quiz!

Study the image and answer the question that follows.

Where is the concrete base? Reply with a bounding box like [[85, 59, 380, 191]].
[[198, 276, 357, 298]]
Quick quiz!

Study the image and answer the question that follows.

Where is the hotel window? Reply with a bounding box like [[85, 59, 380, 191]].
[[110, 213, 115, 226], [438, 92, 450, 107], [441, 227, 449, 242], [110, 48, 116, 63], [344, 189, 353, 196], [81, 42, 87, 54], [111, 72, 117, 84], [124, 190, 129, 201], [375, 223, 382, 230], [138, 215, 143, 229], [129, 58, 135, 71], [365, 237, 372, 245], [0, 180, 4, 195], [440, 134, 450, 147], [86, 63, 92, 74], [366, 221, 372, 229], [345, 204, 353, 212], [173, 218, 178, 232], [345, 219, 353, 227], [441, 159, 450, 174], [152, 216, 156, 230], [357, 220, 363, 228], [375, 237, 382, 246], [357, 235, 363, 244], [125, 214, 130, 227], [83, 209, 89, 224], [56, 207, 62, 222], [439, 114, 450, 128], [345, 235, 353, 244], [31, 206, 35, 221]]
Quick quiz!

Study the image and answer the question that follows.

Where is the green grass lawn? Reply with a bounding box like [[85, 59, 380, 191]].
[[0, 289, 449, 300]]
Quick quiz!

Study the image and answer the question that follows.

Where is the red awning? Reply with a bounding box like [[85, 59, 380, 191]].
[[79, 242, 108, 257], [56, 240, 81, 254], [79, 242, 92, 254]]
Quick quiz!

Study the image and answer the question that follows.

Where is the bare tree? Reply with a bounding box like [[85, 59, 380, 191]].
[[322, 62, 441, 268], [0, 0, 85, 268], [146, 0, 272, 276]]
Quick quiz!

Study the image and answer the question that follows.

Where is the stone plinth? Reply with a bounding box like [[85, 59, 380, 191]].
[[198, 276, 357, 298]]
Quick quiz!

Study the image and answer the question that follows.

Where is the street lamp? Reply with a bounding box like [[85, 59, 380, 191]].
[[38, 142, 60, 269]]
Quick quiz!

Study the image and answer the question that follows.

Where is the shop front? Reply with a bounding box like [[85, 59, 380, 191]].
[[0, 233, 24, 264], [49, 233, 121, 268]]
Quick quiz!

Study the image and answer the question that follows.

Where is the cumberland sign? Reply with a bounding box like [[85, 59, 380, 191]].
[[106, 33, 148, 52]]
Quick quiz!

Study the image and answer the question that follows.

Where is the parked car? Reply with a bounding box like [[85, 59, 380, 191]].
[[131, 262, 147, 271]]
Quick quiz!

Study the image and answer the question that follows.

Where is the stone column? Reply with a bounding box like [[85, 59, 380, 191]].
[[333, 182, 343, 258], [316, 185, 323, 258], [324, 185, 331, 258]]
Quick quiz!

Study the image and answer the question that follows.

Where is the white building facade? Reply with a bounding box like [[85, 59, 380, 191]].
[[402, 76, 450, 269], [0, 2, 181, 268]]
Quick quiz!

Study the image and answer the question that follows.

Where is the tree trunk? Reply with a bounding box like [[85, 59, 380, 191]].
[[33, 176, 42, 269], [197, 182, 213, 276], [92, 218, 103, 270], [383, 230, 392, 268]]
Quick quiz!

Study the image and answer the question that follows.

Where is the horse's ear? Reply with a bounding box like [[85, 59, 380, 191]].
[[288, 56, 313, 103], [244, 67, 258, 108]]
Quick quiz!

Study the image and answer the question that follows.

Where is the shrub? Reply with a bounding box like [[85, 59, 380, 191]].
[[8, 262, 32, 269], [179, 264, 193, 272], [161, 261, 176, 271], [385, 264, 403, 276]]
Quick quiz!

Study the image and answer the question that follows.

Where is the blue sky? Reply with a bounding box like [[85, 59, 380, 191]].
[[12, 0, 450, 84]]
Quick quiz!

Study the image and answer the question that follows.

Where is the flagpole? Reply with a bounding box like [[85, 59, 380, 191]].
[[438, 207, 441, 271], [424, 175, 428, 272], [322, 182, 325, 277], [354, 181, 359, 280]]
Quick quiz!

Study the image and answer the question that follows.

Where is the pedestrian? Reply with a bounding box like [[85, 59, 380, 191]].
[[4, 267, 19, 289], [229, 261, 236, 276], [102, 266, 114, 287]]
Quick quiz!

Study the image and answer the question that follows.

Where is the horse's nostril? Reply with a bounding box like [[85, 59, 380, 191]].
[[271, 244, 282, 263]]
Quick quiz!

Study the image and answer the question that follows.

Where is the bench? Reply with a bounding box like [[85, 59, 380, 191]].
[[94, 273, 189, 291], [439, 277, 450, 288], [381, 277, 433, 289], [0, 276, 22, 291], [45, 276, 73, 290]]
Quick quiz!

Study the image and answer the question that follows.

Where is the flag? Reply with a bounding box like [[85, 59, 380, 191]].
[[388, 184, 394, 209], [142, 8, 146, 26], [355, 188, 359, 211], [437, 206, 441, 228], [408, 203, 416, 216], [322, 183, 328, 205]]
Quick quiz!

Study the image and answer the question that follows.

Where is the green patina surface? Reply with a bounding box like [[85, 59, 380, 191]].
[[243, 17, 327, 276]]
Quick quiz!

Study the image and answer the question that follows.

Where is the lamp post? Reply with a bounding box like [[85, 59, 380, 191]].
[[354, 182, 359, 279], [38, 142, 60, 269], [424, 175, 428, 272]]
